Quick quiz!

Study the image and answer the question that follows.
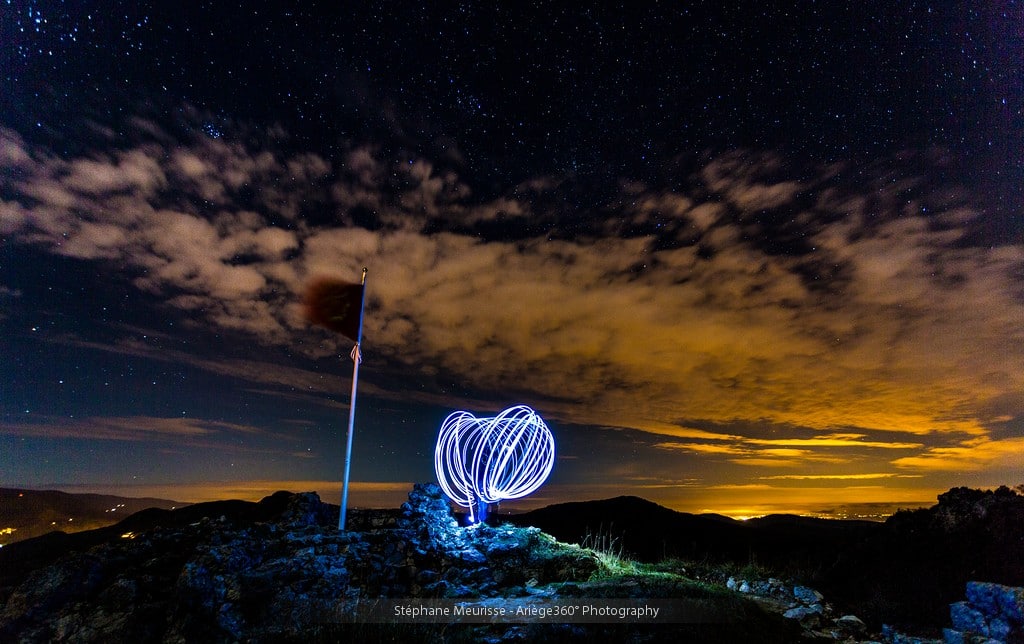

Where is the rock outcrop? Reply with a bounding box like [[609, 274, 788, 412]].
[[824, 486, 1024, 631], [3, 483, 926, 643], [0, 484, 606, 642], [945, 581, 1024, 644], [878, 581, 1024, 644], [724, 573, 871, 641]]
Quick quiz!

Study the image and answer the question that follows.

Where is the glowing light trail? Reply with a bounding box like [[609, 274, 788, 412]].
[[435, 405, 555, 523]]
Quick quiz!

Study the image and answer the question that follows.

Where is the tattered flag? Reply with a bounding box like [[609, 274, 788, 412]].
[[303, 276, 364, 342]]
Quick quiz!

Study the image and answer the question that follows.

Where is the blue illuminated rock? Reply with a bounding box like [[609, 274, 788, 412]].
[[944, 581, 1024, 643]]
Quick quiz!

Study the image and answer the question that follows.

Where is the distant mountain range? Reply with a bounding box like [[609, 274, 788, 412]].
[[0, 488, 186, 546], [503, 495, 880, 569]]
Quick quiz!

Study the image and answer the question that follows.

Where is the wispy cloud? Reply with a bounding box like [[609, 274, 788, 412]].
[[747, 435, 924, 449], [759, 473, 923, 481], [653, 442, 748, 455], [653, 432, 924, 470], [891, 437, 1024, 472], [0, 416, 274, 443]]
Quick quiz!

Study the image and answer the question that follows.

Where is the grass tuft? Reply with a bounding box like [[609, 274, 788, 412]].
[[579, 524, 641, 578]]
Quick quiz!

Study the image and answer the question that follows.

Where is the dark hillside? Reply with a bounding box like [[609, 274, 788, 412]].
[[0, 488, 185, 545], [818, 486, 1024, 630], [505, 487, 1024, 632], [505, 495, 879, 574], [0, 492, 307, 599]]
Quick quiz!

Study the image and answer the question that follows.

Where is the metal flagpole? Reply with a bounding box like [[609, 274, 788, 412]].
[[339, 267, 368, 530]]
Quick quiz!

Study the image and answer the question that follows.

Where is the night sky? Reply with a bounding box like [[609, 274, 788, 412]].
[[2, 1, 1022, 519]]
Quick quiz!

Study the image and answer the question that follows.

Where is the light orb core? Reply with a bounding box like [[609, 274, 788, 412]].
[[434, 405, 555, 524]]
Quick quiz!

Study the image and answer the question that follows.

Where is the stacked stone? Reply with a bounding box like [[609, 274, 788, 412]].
[[726, 576, 870, 640], [945, 582, 1024, 644]]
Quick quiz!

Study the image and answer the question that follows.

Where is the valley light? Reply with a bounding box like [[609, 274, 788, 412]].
[[434, 405, 555, 524]]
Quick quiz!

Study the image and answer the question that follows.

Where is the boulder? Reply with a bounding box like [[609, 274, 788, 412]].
[[950, 601, 988, 635], [944, 582, 1024, 644], [793, 585, 824, 605], [965, 581, 1024, 627], [834, 613, 867, 635], [783, 605, 822, 629]]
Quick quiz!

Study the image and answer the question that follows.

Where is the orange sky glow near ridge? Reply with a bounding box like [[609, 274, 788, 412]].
[[35, 479, 958, 521]]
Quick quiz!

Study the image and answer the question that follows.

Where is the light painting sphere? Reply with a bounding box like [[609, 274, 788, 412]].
[[434, 405, 555, 523]]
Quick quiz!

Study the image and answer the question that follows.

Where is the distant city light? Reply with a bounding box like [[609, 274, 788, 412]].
[[435, 404, 555, 524]]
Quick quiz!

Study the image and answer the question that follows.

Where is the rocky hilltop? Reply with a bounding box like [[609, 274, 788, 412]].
[[0, 484, 837, 643], [1, 484, 1021, 643]]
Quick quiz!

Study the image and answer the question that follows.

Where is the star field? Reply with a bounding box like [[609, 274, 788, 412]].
[[1, 1, 1023, 518]]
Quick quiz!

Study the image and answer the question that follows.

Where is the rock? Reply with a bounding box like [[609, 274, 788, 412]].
[[834, 613, 866, 634], [455, 547, 487, 565], [783, 605, 822, 628], [942, 628, 1006, 644], [738, 581, 751, 593], [965, 581, 1024, 627], [943, 627, 966, 644], [997, 589, 1024, 626], [416, 569, 439, 584], [277, 491, 335, 528], [940, 584, 1024, 644], [793, 585, 824, 605], [750, 580, 771, 595], [881, 623, 945, 643], [726, 576, 738, 590], [987, 617, 1011, 641], [399, 483, 456, 528]]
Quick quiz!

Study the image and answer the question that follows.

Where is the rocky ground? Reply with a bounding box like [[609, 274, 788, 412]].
[[0, 484, 1019, 643]]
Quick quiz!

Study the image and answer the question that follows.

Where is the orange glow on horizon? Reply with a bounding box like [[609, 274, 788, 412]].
[[35, 477, 1007, 523]]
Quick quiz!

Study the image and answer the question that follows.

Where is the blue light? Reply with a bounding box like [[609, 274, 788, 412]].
[[434, 405, 555, 524]]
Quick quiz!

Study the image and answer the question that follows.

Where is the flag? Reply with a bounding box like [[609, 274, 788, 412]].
[[303, 276, 364, 342], [302, 269, 369, 531]]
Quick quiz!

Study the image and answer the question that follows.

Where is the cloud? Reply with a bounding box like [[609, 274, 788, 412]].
[[0, 128, 32, 167], [891, 437, 1024, 472], [2, 113, 1023, 491], [64, 149, 167, 196], [652, 431, 923, 471], [747, 435, 924, 449], [759, 473, 923, 480], [654, 442, 748, 455], [0, 416, 272, 443], [728, 458, 806, 468], [699, 150, 805, 211]]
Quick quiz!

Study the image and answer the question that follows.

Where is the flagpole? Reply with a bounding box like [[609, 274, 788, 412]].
[[339, 267, 368, 530]]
